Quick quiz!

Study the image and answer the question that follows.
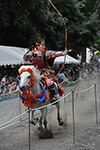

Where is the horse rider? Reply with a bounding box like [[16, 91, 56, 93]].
[[23, 39, 68, 102]]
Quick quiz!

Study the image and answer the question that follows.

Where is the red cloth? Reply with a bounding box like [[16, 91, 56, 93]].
[[24, 51, 63, 69], [53, 78, 64, 96]]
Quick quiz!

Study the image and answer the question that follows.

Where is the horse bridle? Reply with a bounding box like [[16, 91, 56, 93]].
[[20, 68, 35, 90]]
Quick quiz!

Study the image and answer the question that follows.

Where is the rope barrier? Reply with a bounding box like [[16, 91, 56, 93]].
[[0, 92, 71, 130], [59, 80, 65, 85], [74, 85, 94, 94], [0, 111, 27, 128], [1, 74, 100, 149], [31, 91, 72, 111], [0, 83, 94, 129], [0, 76, 99, 131], [0, 121, 20, 131], [0, 89, 18, 97]]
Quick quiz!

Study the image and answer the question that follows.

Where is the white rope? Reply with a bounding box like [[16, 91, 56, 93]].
[[0, 92, 71, 130], [73, 78, 80, 83], [31, 91, 72, 111], [0, 121, 20, 131], [0, 111, 27, 128], [1, 89, 18, 97], [0, 83, 94, 129], [59, 80, 65, 85], [0, 79, 97, 130], [74, 85, 94, 94], [59, 78, 82, 87]]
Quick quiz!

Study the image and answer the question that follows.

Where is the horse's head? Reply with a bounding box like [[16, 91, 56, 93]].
[[19, 71, 32, 91], [19, 65, 41, 92]]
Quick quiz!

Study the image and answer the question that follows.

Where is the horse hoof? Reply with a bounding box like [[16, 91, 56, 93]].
[[59, 120, 63, 126], [39, 129, 53, 139], [38, 126, 43, 131], [30, 118, 39, 125]]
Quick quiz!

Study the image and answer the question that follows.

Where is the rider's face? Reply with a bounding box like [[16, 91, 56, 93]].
[[37, 44, 45, 53]]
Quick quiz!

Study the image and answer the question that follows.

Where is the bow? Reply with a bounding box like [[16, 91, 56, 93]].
[[49, 0, 67, 75]]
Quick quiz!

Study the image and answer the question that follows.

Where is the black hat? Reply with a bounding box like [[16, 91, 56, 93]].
[[35, 39, 45, 47]]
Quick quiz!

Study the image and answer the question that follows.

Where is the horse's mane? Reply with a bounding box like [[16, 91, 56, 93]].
[[19, 65, 41, 83]]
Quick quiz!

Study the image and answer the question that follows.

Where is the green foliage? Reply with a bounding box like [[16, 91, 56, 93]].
[[76, 0, 87, 8], [74, 0, 100, 60], [0, 0, 100, 62], [93, 35, 100, 50]]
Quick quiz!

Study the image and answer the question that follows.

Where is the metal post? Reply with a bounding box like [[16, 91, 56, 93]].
[[64, 81, 66, 103], [94, 84, 98, 124], [18, 95, 22, 126], [72, 90, 75, 143], [78, 78, 80, 98], [28, 108, 30, 150]]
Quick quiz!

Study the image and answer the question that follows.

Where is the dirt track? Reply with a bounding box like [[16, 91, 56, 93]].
[[1, 87, 100, 150], [1, 121, 100, 150]]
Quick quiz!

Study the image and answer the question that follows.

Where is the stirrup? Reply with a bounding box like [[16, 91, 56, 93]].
[[50, 97, 57, 103]]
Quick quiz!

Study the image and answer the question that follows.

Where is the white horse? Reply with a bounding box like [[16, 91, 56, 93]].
[[18, 65, 63, 137]]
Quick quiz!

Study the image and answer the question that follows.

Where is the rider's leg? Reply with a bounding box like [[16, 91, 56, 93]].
[[48, 84, 57, 103]]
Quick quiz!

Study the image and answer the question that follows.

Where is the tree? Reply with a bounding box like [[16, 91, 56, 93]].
[[75, 0, 100, 61], [0, 0, 100, 62], [0, 0, 34, 47], [0, 0, 64, 49]]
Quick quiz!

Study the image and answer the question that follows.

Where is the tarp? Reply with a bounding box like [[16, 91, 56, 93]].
[[86, 47, 91, 63], [0, 45, 28, 66], [54, 54, 80, 64], [0, 46, 80, 66]]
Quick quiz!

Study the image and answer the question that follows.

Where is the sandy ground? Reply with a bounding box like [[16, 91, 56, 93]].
[[1, 121, 100, 150], [1, 88, 100, 150]]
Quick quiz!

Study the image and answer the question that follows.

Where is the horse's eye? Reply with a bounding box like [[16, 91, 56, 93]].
[[28, 76, 30, 79]]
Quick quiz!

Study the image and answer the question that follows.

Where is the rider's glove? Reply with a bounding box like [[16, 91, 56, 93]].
[[63, 49, 72, 55], [63, 50, 67, 56]]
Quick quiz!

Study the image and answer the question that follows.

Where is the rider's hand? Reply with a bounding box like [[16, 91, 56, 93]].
[[63, 50, 67, 55], [63, 49, 72, 55], [23, 51, 32, 61], [28, 51, 33, 56]]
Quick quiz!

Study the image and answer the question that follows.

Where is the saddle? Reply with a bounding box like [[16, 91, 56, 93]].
[[41, 74, 64, 97]]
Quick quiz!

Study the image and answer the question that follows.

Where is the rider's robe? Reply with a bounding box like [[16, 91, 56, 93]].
[[23, 50, 64, 69], [23, 50, 65, 98]]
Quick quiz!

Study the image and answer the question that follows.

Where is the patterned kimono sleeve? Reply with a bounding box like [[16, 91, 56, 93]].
[[23, 51, 33, 62], [45, 50, 64, 59]]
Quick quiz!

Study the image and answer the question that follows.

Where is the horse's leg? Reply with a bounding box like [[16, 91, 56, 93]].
[[30, 110, 38, 125], [38, 108, 53, 139], [43, 108, 48, 129], [38, 114, 43, 130], [55, 102, 63, 126], [39, 108, 47, 129]]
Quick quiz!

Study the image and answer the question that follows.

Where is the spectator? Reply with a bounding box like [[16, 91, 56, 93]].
[[0, 81, 4, 94], [15, 74, 20, 86], [74, 65, 80, 80], [9, 82, 17, 93], [58, 70, 70, 84], [8, 72, 15, 84], [2, 74, 8, 83], [3, 82, 8, 94], [64, 69, 73, 82]]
